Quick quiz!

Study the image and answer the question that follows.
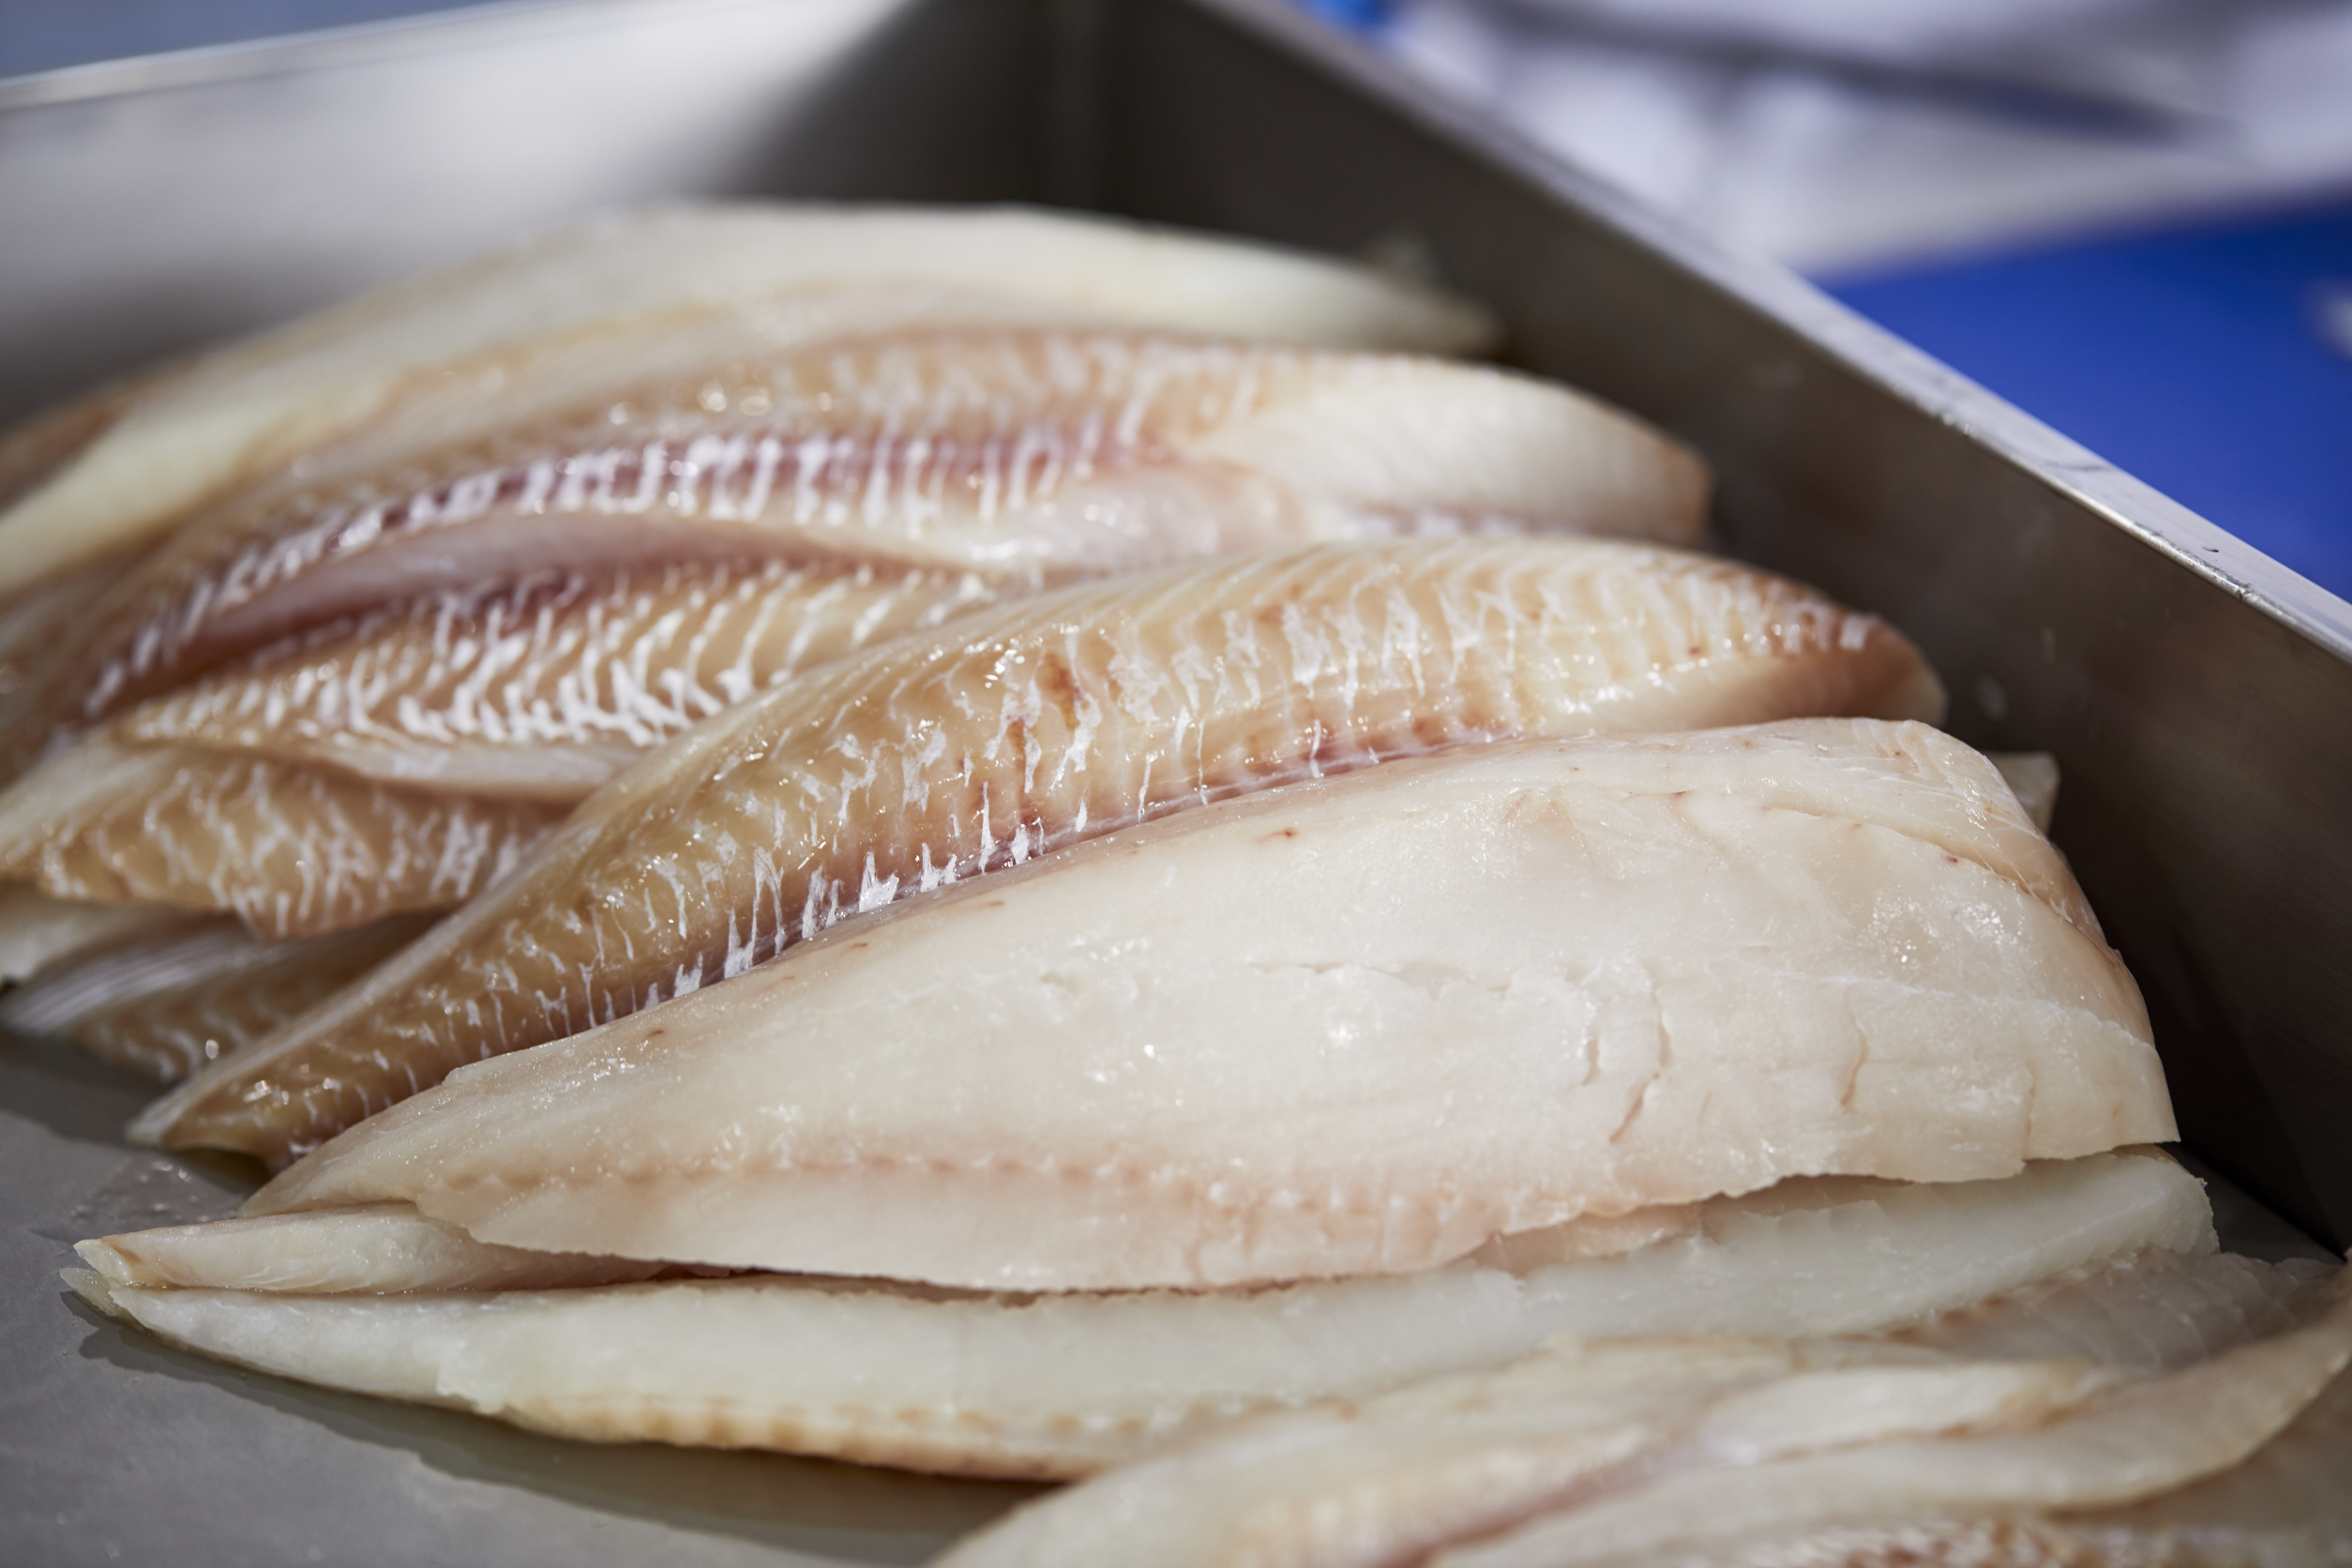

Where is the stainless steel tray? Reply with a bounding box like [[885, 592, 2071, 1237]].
[[4, 1, 2347, 1561]]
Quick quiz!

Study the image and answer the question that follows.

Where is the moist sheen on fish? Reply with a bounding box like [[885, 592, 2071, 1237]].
[[139, 539, 1944, 1167], [0, 325, 1703, 774], [0, 202, 1500, 598], [229, 720, 2164, 1293]]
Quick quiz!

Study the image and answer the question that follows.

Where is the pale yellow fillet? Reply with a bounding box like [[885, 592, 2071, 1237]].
[[4, 324, 1703, 770], [0, 739, 560, 939], [0, 913, 433, 1081], [229, 719, 2164, 1292], [68, 1152, 2211, 1478], [938, 1263, 2349, 1568], [0, 202, 1497, 596], [140, 540, 1940, 1167]]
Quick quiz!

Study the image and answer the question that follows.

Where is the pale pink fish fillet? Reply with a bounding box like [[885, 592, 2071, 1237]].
[[937, 1260, 2349, 1568], [0, 737, 560, 939], [61, 1153, 2211, 1478], [0, 201, 1499, 598], [113, 559, 1005, 797], [139, 539, 1937, 1168], [0, 913, 435, 1081], [5, 324, 1697, 772], [227, 720, 2167, 1297]]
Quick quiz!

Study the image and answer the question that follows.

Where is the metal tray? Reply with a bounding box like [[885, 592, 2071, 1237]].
[[3, 1, 2347, 1561]]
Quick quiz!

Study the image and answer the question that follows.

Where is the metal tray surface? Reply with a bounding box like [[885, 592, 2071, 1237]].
[[2, 2, 2347, 1562]]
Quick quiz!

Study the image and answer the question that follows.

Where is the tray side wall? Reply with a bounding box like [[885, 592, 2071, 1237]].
[[1088, 0, 2352, 1247]]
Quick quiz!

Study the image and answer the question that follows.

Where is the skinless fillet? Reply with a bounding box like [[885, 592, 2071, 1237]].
[[224, 720, 2164, 1292], [0, 324, 1703, 772], [930, 1261, 2352, 1568], [0, 884, 193, 986], [66, 1153, 2211, 1478], [0, 913, 434, 1081], [137, 541, 1943, 1166], [0, 202, 1498, 599]]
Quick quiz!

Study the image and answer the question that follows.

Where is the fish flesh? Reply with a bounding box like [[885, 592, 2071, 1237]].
[[0, 913, 433, 1081], [934, 1260, 2350, 1568], [0, 884, 192, 986], [0, 739, 560, 939], [223, 719, 2164, 1295], [0, 324, 1704, 773], [138, 542, 1943, 1165], [0, 202, 1497, 598], [65, 1152, 2209, 1477], [113, 559, 1007, 798]]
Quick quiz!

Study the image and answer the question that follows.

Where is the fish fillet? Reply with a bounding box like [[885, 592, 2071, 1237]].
[[4, 325, 1704, 773], [113, 559, 1006, 797], [0, 913, 433, 1081], [937, 1262, 2348, 1568], [65, 1153, 2207, 1476], [227, 719, 2163, 1294], [0, 202, 1497, 597], [140, 541, 1941, 1166], [0, 738, 559, 939], [0, 884, 193, 985]]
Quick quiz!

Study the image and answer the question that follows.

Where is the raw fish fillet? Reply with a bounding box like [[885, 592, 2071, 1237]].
[[117, 560, 1005, 797], [229, 719, 2164, 1293], [0, 560, 1000, 938], [0, 203, 1497, 596], [66, 1153, 2210, 1477], [0, 884, 191, 985], [0, 914, 433, 1081], [141, 541, 1942, 1166], [936, 1264, 2350, 1568], [1, 324, 1701, 771], [0, 739, 560, 939]]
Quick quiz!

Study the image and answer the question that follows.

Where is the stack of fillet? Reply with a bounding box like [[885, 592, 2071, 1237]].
[[0, 206, 2341, 1566]]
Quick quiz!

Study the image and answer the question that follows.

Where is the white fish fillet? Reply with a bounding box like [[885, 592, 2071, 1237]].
[[1440, 1275, 2352, 1568], [0, 884, 191, 985], [68, 1152, 2211, 1478], [0, 203, 1496, 596], [937, 1262, 2350, 1568], [239, 721, 2165, 1290], [140, 540, 1932, 1167], [0, 914, 433, 1081], [4, 325, 1702, 772]]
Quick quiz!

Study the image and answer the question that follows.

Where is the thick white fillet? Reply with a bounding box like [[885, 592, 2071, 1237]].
[[142, 540, 1930, 1167], [68, 1153, 2210, 1478], [245, 721, 2167, 1290], [0, 203, 1495, 596], [937, 1261, 2349, 1567]]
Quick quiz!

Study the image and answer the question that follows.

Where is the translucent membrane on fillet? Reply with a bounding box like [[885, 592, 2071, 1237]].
[[0, 202, 1500, 597], [0, 913, 434, 1081], [140, 541, 1942, 1167], [936, 1262, 2350, 1568], [68, 1152, 2211, 1478], [3, 324, 1703, 773], [231, 720, 2163, 1295], [0, 739, 561, 939]]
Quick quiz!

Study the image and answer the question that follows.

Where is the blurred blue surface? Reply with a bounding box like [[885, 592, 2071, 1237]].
[[0, 0, 493, 77], [1830, 203, 2352, 602]]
